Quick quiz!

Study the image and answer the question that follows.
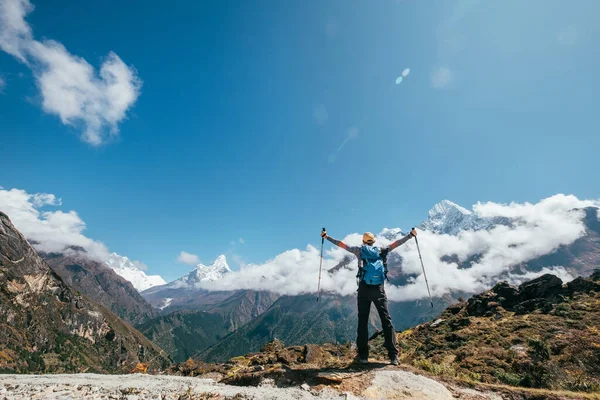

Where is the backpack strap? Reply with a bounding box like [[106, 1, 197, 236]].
[[380, 248, 389, 281], [356, 263, 366, 287], [356, 256, 365, 286]]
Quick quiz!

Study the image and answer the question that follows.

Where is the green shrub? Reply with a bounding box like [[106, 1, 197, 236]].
[[493, 370, 522, 386], [562, 370, 600, 393], [412, 358, 456, 377], [528, 338, 550, 362]]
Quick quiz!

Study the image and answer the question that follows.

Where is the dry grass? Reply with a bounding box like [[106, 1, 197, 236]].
[[368, 275, 600, 394]]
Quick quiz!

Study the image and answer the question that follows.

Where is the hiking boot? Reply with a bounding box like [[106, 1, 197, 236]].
[[353, 356, 369, 364], [389, 356, 399, 366]]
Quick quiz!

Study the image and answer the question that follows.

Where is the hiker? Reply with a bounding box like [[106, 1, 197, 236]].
[[320, 228, 417, 365]]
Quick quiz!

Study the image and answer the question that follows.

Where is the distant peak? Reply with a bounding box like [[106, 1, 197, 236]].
[[108, 252, 129, 261], [214, 254, 227, 264], [429, 200, 472, 217], [378, 228, 404, 240], [419, 199, 502, 235], [104, 252, 166, 291], [185, 254, 231, 285]]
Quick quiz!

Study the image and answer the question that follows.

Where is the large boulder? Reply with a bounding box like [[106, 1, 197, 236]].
[[466, 292, 497, 317], [260, 338, 285, 353], [362, 370, 454, 400], [518, 274, 563, 301], [566, 277, 600, 294], [492, 281, 520, 307]]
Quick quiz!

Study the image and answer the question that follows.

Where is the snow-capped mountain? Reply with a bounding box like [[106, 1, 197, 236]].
[[170, 255, 231, 289], [378, 200, 499, 240], [105, 253, 166, 292], [418, 199, 507, 235], [378, 227, 405, 241], [140, 255, 235, 312]]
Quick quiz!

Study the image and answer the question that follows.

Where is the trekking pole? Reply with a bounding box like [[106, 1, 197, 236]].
[[317, 227, 325, 302], [412, 227, 434, 308]]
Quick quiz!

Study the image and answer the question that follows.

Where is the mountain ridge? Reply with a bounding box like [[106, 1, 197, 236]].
[[0, 211, 171, 373], [43, 252, 158, 326]]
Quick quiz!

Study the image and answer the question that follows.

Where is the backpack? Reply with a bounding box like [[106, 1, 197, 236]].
[[357, 245, 389, 285]]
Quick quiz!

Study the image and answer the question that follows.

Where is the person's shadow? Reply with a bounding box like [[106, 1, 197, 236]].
[[347, 362, 390, 370]]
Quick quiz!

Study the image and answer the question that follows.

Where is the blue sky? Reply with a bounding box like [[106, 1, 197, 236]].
[[1, 0, 599, 281]]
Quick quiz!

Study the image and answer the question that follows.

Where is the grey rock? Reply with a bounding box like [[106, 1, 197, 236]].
[[430, 318, 444, 327]]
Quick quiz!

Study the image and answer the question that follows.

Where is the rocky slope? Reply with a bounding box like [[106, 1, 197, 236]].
[[136, 310, 228, 363], [202, 289, 281, 332], [0, 211, 170, 373], [197, 290, 459, 363], [43, 252, 157, 326], [138, 289, 280, 362], [198, 293, 368, 363], [168, 335, 591, 400], [377, 272, 600, 393]]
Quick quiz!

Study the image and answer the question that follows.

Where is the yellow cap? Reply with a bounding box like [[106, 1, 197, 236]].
[[362, 232, 375, 244]]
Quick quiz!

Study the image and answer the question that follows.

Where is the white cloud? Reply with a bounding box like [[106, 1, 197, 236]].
[[0, 186, 163, 283], [431, 66, 453, 89], [239, 238, 245, 244], [0, 187, 109, 260], [0, 0, 32, 61], [231, 254, 247, 268], [177, 251, 200, 266], [202, 194, 599, 302], [30, 192, 60, 207], [505, 267, 575, 287], [0, 0, 141, 146], [312, 104, 328, 125]]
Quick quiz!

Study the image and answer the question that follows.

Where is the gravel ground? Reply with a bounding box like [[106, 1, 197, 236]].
[[0, 370, 503, 400], [0, 373, 349, 400]]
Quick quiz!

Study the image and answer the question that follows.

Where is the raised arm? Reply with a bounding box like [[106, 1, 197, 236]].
[[321, 230, 360, 257], [387, 228, 417, 251]]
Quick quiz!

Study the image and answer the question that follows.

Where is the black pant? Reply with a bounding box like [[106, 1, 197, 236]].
[[357, 282, 398, 359]]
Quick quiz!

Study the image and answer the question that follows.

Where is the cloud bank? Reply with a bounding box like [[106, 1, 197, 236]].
[[0, 0, 141, 145], [201, 194, 599, 302], [2, 186, 597, 302], [0, 187, 110, 260], [0, 187, 153, 276]]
